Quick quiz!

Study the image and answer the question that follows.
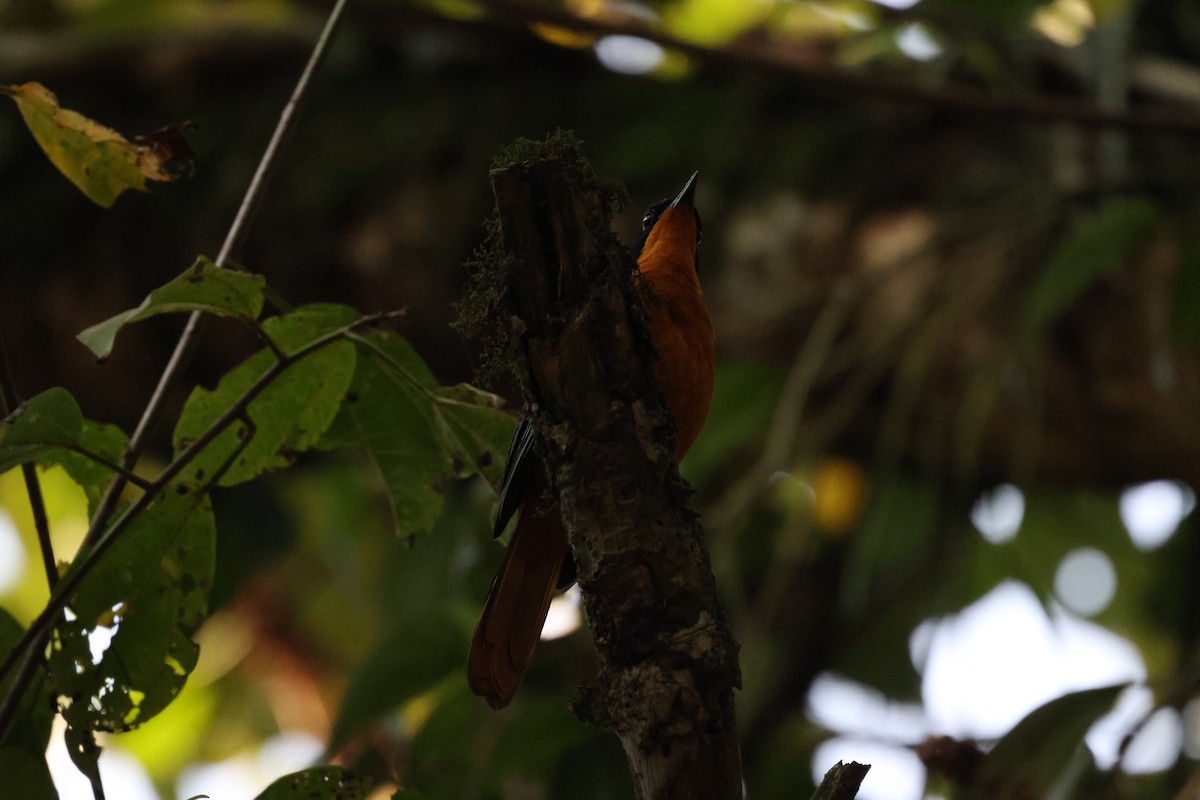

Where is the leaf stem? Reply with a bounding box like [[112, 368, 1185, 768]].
[[84, 0, 352, 547], [345, 322, 440, 396], [66, 445, 153, 491]]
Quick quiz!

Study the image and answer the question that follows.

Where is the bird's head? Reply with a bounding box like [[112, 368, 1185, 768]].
[[633, 171, 702, 268]]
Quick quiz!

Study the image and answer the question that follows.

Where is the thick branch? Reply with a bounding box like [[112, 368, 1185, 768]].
[[480, 0, 1200, 136], [811, 761, 870, 800], [490, 150, 742, 799]]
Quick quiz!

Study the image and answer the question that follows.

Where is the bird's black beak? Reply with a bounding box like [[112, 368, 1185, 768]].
[[670, 171, 699, 209]]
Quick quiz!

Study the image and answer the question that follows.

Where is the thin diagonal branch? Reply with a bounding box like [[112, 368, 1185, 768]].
[[85, 0, 352, 546]]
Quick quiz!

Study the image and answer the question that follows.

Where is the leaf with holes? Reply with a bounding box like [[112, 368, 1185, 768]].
[[48, 482, 215, 732], [431, 383, 512, 492], [172, 304, 357, 487], [78, 257, 265, 360]]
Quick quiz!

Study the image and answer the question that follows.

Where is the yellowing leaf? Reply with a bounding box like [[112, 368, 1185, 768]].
[[0, 82, 194, 207]]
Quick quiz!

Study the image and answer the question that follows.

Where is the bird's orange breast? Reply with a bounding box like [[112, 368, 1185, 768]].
[[636, 204, 715, 460]]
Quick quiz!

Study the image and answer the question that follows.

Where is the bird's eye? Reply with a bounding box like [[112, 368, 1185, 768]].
[[641, 211, 654, 230]]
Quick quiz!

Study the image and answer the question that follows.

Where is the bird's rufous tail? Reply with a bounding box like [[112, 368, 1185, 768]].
[[467, 509, 569, 710]]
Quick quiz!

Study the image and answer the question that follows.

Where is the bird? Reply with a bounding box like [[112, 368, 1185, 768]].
[[468, 172, 715, 710]]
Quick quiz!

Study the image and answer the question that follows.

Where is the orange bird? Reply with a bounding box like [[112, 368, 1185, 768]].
[[468, 172, 715, 710]]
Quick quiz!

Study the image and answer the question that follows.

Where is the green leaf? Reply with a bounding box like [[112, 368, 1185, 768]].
[[78, 257, 266, 359], [327, 332, 514, 536], [329, 609, 466, 749], [252, 766, 371, 800], [0, 81, 191, 207], [1021, 198, 1157, 343], [432, 383, 514, 491], [0, 747, 58, 800], [173, 304, 357, 487], [41, 420, 129, 519], [48, 482, 216, 732], [0, 610, 54, 757], [0, 387, 84, 474], [334, 332, 452, 536], [979, 683, 1127, 798], [0, 389, 132, 516]]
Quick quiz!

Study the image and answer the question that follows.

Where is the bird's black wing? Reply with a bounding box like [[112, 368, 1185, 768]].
[[493, 411, 536, 538]]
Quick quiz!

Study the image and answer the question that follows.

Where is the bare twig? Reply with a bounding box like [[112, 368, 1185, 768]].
[[85, 0, 351, 546]]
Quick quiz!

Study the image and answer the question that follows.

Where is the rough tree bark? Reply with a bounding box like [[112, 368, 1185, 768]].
[[488, 148, 743, 799]]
